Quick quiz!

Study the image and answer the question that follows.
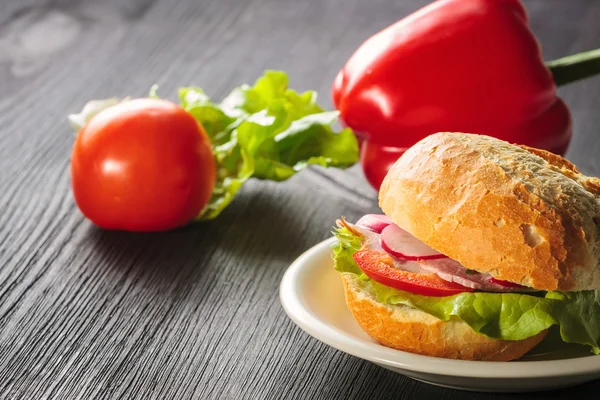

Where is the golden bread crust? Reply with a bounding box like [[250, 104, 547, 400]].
[[379, 133, 600, 291], [342, 274, 546, 361]]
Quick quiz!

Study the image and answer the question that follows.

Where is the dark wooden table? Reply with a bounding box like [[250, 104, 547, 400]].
[[1, 0, 599, 398]]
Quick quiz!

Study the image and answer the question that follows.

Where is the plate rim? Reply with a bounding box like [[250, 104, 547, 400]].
[[280, 237, 600, 380]]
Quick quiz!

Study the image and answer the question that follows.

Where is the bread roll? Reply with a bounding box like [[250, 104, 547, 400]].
[[342, 273, 547, 361], [379, 132, 600, 291]]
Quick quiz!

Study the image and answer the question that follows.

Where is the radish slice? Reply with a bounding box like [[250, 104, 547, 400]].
[[489, 277, 525, 288], [356, 214, 393, 234], [381, 224, 447, 261]]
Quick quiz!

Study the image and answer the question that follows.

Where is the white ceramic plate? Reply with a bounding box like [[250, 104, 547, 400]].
[[279, 237, 600, 392]]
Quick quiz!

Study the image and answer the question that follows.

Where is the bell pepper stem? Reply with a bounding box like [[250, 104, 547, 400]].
[[546, 49, 600, 87]]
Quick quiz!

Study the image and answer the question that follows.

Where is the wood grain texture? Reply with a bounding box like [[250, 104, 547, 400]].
[[0, 0, 599, 399]]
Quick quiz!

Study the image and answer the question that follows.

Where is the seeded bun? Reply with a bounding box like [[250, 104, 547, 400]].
[[342, 274, 547, 361], [379, 132, 600, 291]]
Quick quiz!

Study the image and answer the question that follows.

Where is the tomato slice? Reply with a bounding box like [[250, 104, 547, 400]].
[[353, 250, 474, 297]]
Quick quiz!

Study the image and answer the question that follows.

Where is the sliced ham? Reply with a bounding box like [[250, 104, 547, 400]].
[[353, 225, 385, 253], [417, 258, 515, 291], [348, 218, 531, 292]]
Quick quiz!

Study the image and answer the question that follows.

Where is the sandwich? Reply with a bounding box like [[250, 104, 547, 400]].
[[332, 132, 600, 361]]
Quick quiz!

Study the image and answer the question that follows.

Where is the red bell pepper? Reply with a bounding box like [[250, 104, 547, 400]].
[[333, 0, 600, 190], [353, 250, 474, 296]]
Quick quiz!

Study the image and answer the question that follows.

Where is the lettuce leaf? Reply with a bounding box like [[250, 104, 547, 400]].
[[331, 224, 363, 275], [68, 71, 359, 221], [180, 70, 358, 219], [332, 226, 600, 354], [68, 98, 124, 131], [179, 71, 358, 219]]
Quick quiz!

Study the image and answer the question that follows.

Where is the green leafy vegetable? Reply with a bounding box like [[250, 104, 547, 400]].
[[181, 71, 358, 219], [68, 98, 124, 131], [332, 226, 600, 354], [68, 71, 359, 220], [331, 224, 364, 275]]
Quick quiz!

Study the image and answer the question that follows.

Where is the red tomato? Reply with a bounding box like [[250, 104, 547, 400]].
[[71, 98, 216, 232], [353, 250, 473, 297]]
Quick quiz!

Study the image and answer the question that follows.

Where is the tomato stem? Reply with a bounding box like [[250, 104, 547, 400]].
[[547, 48, 600, 87]]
